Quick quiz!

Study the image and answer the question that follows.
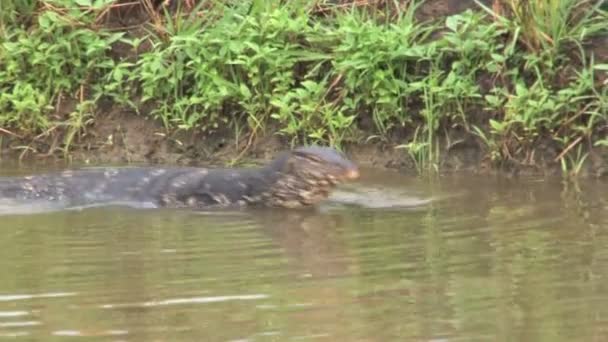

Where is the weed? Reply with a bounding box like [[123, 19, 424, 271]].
[[271, 79, 355, 147], [396, 126, 433, 175], [560, 144, 589, 178], [135, 3, 329, 137], [61, 100, 96, 156], [477, 0, 607, 77], [0, 83, 52, 133], [0, 0, 37, 34], [329, 2, 436, 135], [438, 10, 511, 129], [0, 1, 122, 135]]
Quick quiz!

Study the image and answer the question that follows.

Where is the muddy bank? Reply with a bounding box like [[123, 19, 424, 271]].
[[1, 106, 606, 179]]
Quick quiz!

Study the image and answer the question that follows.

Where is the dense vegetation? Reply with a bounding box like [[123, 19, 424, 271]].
[[1, 0, 607, 176]]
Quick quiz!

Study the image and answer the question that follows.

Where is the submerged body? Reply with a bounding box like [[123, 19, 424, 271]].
[[0, 146, 360, 212]]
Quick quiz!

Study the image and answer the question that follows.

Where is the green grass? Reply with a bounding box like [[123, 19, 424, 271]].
[[0, 0, 124, 151], [0, 0, 607, 177]]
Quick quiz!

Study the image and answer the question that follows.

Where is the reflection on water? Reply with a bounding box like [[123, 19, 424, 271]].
[[0, 165, 607, 341]]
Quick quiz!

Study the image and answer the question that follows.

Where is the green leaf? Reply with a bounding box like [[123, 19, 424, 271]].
[[515, 82, 527, 96], [38, 12, 61, 30], [484, 95, 501, 107], [237, 83, 251, 99], [593, 64, 608, 71], [489, 119, 505, 133], [74, 0, 92, 6], [38, 14, 51, 29], [445, 16, 459, 32], [491, 53, 505, 63]]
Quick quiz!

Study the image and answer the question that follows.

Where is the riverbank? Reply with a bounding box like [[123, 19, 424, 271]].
[[1, 0, 607, 178], [2, 107, 606, 179]]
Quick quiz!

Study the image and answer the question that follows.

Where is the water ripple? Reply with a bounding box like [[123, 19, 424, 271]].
[[100, 294, 269, 309], [0, 292, 76, 302]]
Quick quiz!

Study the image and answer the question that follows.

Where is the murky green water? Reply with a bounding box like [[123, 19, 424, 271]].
[[1, 165, 607, 341]]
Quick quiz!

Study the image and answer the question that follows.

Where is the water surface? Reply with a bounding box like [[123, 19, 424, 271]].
[[0, 165, 607, 341]]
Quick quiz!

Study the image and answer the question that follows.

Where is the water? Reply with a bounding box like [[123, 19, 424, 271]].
[[0, 165, 607, 341]]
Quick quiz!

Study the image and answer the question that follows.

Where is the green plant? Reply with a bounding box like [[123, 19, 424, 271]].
[[134, 10, 235, 131], [438, 10, 513, 129], [329, 1, 435, 136], [0, 1, 122, 136], [0, 83, 52, 133], [61, 99, 95, 156], [0, 0, 37, 35], [560, 144, 589, 178], [476, 0, 608, 77], [396, 126, 433, 175], [135, 3, 329, 138], [271, 79, 355, 147], [472, 124, 501, 163]]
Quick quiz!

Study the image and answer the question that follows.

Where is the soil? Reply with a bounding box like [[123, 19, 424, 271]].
[[1, 0, 607, 179], [2, 104, 606, 179]]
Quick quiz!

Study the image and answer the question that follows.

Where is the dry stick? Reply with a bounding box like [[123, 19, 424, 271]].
[[96, 1, 141, 25], [38, 134, 60, 158], [0, 128, 23, 139], [32, 125, 58, 159], [9, 137, 38, 160], [7, 96, 57, 158], [501, 139, 517, 163], [34, 125, 59, 141], [137, 0, 160, 29], [233, 127, 258, 163], [312, 73, 343, 115], [554, 135, 584, 163], [108, 1, 141, 8], [555, 102, 594, 135], [314, 0, 374, 14], [527, 149, 535, 165], [106, 23, 148, 31], [325, 74, 344, 99], [40, 3, 82, 27]]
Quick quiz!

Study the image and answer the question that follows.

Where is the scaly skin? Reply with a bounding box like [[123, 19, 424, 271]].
[[0, 146, 360, 210]]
